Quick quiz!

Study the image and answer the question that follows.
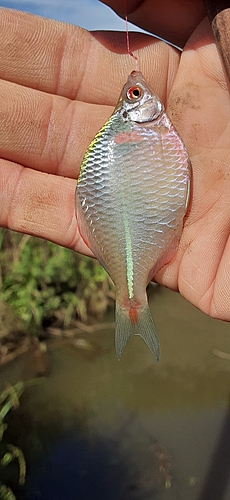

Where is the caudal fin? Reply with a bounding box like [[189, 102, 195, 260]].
[[115, 303, 160, 361]]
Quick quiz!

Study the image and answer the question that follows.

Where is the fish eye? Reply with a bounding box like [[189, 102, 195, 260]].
[[126, 85, 142, 101]]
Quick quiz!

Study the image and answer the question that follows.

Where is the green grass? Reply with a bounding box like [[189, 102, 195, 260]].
[[0, 229, 113, 337]]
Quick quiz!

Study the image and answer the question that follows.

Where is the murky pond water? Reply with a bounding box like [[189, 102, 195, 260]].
[[1, 285, 230, 499]]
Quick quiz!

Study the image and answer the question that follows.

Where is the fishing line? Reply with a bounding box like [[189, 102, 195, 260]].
[[124, 1, 139, 70]]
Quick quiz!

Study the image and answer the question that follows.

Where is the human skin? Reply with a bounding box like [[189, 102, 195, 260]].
[[0, 5, 230, 321], [101, 0, 206, 47]]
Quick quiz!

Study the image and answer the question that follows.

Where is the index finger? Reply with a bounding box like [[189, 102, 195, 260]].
[[0, 8, 180, 181], [0, 8, 179, 105]]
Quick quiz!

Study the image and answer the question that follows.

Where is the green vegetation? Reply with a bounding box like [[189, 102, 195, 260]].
[[0, 231, 113, 496], [0, 379, 44, 499], [0, 229, 113, 338]]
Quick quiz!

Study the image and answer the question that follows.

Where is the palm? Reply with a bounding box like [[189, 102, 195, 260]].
[[0, 8, 229, 320], [157, 18, 230, 320]]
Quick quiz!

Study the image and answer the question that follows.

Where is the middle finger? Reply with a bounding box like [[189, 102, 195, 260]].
[[0, 78, 112, 178]]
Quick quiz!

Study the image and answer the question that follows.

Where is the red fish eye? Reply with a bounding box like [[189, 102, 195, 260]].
[[127, 86, 142, 100]]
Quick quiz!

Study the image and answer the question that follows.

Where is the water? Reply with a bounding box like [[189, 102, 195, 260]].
[[0, 285, 230, 499]]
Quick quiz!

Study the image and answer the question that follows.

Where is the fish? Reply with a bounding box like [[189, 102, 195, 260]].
[[75, 70, 190, 360]]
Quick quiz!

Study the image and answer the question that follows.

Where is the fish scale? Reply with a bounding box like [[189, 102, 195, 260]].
[[76, 71, 190, 360]]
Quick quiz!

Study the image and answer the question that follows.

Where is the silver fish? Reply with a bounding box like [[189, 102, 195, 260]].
[[76, 71, 190, 360]]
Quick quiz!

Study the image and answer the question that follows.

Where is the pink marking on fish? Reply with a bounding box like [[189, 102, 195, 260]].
[[129, 307, 138, 324], [114, 131, 142, 144]]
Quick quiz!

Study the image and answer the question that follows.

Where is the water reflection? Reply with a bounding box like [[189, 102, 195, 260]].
[[0, 286, 230, 499]]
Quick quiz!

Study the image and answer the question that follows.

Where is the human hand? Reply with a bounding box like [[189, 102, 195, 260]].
[[101, 0, 206, 47], [0, 7, 229, 321]]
